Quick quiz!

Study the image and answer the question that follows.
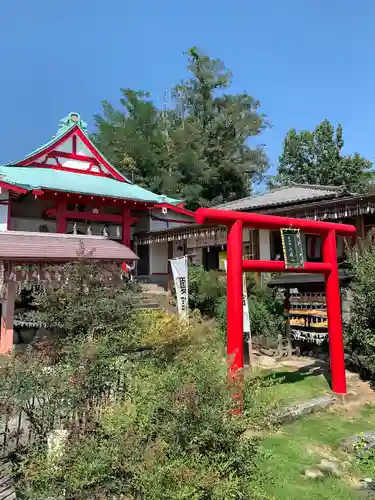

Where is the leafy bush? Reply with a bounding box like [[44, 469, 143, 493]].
[[214, 277, 284, 342], [248, 286, 284, 341], [345, 236, 375, 377], [16, 246, 139, 338], [2, 309, 280, 499], [186, 264, 226, 315]]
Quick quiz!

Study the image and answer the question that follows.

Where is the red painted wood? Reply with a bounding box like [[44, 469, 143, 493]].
[[56, 202, 67, 233], [72, 134, 77, 154], [75, 128, 126, 182], [154, 203, 194, 218], [121, 209, 139, 247], [16, 127, 78, 165], [29, 162, 113, 179], [39, 190, 153, 209], [194, 207, 355, 409], [195, 208, 356, 237], [323, 230, 347, 394], [47, 151, 100, 164], [242, 260, 332, 273], [226, 220, 244, 414], [0, 182, 27, 194], [7, 197, 11, 230], [15, 124, 127, 182]]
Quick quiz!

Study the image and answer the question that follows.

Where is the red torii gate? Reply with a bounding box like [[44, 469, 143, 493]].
[[195, 208, 356, 396]]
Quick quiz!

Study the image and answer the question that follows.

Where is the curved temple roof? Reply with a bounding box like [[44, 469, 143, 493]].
[[0, 165, 180, 204], [0, 112, 182, 206]]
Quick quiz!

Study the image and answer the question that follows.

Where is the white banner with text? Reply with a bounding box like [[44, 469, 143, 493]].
[[170, 256, 188, 318]]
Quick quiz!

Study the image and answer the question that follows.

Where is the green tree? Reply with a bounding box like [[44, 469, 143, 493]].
[[273, 119, 373, 192], [345, 236, 375, 378], [93, 48, 269, 209]]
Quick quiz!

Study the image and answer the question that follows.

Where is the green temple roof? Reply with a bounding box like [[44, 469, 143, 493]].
[[1, 112, 183, 206], [0, 165, 180, 204]]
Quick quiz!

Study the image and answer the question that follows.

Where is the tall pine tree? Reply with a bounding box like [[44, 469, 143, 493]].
[[92, 48, 269, 209]]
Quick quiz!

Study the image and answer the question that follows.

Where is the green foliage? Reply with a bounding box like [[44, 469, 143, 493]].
[[187, 264, 226, 315], [184, 265, 283, 342], [248, 286, 284, 341], [93, 48, 269, 209], [345, 236, 375, 377], [17, 246, 139, 338], [272, 119, 373, 192], [4, 311, 280, 500], [214, 279, 284, 342], [353, 432, 375, 479]]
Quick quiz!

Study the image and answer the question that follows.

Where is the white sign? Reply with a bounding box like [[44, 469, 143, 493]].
[[223, 260, 251, 334], [170, 256, 188, 318]]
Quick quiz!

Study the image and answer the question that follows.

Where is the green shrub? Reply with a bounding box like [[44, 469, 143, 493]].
[[249, 285, 284, 341], [16, 332, 278, 499], [215, 277, 284, 342], [186, 264, 226, 315], [16, 249, 139, 338], [345, 236, 375, 377], [5, 310, 279, 499]]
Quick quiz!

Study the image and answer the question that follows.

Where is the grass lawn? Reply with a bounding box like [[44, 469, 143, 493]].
[[257, 364, 332, 405], [255, 366, 375, 499]]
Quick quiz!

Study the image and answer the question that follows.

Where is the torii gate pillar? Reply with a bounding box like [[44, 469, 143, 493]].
[[195, 208, 356, 407]]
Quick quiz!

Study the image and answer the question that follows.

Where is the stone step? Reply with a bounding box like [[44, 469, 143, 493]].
[[134, 303, 161, 310], [140, 285, 168, 296]]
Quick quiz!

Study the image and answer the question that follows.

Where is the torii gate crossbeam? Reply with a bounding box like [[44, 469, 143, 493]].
[[195, 208, 356, 401]]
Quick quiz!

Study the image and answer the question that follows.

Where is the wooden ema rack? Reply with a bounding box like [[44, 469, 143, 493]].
[[289, 292, 328, 345]]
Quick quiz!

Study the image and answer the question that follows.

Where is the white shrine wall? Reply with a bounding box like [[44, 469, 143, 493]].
[[0, 189, 9, 232], [258, 229, 271, 261], [149, 209, 194, 232], [149, 241, 168, 275]]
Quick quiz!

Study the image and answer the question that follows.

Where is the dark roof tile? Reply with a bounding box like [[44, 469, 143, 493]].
[[215, 184, 345, 211]]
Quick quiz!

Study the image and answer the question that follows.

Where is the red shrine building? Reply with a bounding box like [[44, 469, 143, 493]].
[[0, 112, 193, 277]]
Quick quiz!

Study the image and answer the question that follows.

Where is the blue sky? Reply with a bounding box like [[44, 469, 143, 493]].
[[0, 0, 374, 176]]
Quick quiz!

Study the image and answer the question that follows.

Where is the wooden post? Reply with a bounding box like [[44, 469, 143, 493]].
[[56, 202, 66, 233], [247, 332, 253, 370], [0, 280, 16, 354], [121, 209, 131, 247], [355, 216, 365, 243], [284, 288, 292, 357]]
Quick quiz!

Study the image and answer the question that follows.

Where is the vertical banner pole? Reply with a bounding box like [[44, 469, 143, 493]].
[[323, 230, 347, 394], [242, 273, 252, 367]]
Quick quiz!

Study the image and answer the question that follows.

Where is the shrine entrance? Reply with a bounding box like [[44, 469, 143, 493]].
[[195, 208, 356, 401]]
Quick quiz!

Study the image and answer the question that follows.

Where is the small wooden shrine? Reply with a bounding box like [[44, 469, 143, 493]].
[[0, 232, 138, 354]]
